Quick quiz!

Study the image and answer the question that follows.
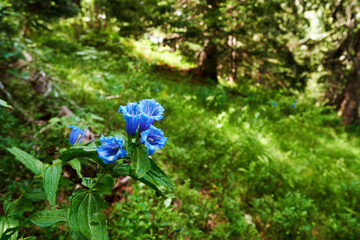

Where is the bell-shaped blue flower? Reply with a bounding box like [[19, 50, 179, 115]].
[[138, 99, 165, 132], [96, 135, 127, 164], [118, 102, 141, 136], [140, 125, 167, 156], [68, 126, 88, 145]]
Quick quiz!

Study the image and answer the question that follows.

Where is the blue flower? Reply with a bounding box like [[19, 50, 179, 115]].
[[293, 100, 297, 104], [118, 102, 141, 136], [96, 135, 127, 164], [155, 88, 159, 92], [272, 102, 277, 106], [292, 104, 296, 108], [138, 99, 165, 132], [140, 125, 167, 156], [68, 126, 88, 145]]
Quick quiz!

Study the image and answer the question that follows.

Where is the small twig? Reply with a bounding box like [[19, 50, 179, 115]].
[[105, 95, 121, 100]]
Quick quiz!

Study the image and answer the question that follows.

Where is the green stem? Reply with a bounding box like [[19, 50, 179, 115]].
[[127, 134, 133, 145], [6, 178, 36, 216], [89, 164, 116, 191], [89, 171, 107, 191]]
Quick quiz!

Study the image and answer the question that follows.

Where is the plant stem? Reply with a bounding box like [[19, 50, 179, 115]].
[[89, 171, 107, 191], [6, 178, 36, 216], [127, 134, 133, 145]]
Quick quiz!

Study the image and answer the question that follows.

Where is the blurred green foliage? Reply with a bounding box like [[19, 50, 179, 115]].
[[1, 0, 360, 239]]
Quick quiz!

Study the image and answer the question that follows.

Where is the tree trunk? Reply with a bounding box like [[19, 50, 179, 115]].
[[197, 0, 219, 82], [198, 39, 218, 81], [339, 29, 360, 124], [339, 51, 360, 124]]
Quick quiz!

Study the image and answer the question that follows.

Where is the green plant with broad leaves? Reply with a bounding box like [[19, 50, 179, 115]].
[[0, 99, 173, 239]]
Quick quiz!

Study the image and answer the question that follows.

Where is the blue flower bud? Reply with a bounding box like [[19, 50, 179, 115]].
[[68, 126, 88, 145]]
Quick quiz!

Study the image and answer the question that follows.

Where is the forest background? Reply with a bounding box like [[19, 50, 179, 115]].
[[1, 0, 360, 239]]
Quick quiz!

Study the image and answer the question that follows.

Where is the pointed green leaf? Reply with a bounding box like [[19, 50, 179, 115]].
[[81, 178, 95, 189], [29, 209, 68, 227], [0, 216, 19, 240], [0, 219, 31, 240], [58, 146, 104, 166], [130, 144, 150, 178], [69, 159, 83, 178], [5, 197, 34, 217], [93, 174, 114, 196], [82, 175, 115, 196], [69, 189, 108, 240], [109, 164, 130, 177], [42, 160, 62, 206], [25, 188, 47, 202], [70, 231, 89, 240], [135, 158, 174, 196], [5, 147, 43, 175]]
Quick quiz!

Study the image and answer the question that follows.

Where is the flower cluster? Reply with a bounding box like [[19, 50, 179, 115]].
[[118, 99, 165, 135], [119, 99, 167, 156], [68, 99, 167, 165]]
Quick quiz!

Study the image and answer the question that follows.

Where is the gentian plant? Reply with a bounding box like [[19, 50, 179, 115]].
[[1, 99, 174, 240]]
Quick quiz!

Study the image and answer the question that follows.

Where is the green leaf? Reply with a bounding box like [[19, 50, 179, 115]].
[[135, 158, 174, 196], [70, 231, 89, 240], [82, 175, 115, 196], [0, 219, 31, 240], [129, 144, 150, 178], [42, 160, 62, 206], [58, 146, 104, 166], [0, 216, 19, 240], [93, 174, 114, 196], [25, 188, 47, 202], [5, 147, 43, 175], [109, 164, 130, 177], [69, 189, 108, 240], [29, 209, 68, 227], [69, 159, 83, 178], [5, 198, 34, 217], [81, 178, 95, 189], [0, 99, 12, 111]]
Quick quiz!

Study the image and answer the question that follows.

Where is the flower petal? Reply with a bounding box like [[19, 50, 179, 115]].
[[140, 125, 167, 156]]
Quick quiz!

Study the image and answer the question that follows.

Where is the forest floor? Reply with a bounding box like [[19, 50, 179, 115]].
[[1, 28, 360, 239]]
